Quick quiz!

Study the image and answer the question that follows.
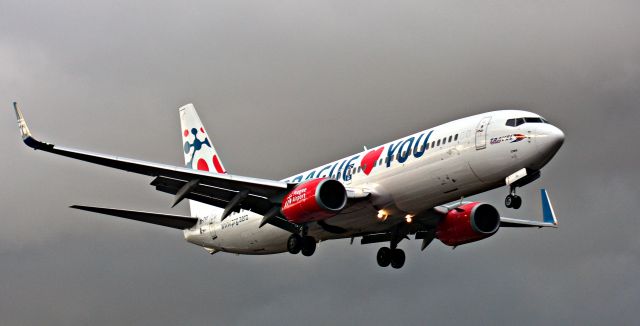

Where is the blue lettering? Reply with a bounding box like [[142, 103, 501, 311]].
[[291, 175, 303, 183], [317, 165, 332, 178], [386, 141, 402, 167], [343, 155, 360, 181], [305, 170, 316, 180], [330, 160, 347, 178], [397, 137, 415, 163], [413, 130, 433, 158]]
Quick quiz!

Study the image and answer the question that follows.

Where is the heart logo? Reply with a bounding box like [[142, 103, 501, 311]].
[[361, 147, 384, 175]]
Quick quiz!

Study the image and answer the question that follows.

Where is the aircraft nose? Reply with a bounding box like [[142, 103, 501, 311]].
[[537, 124, 565, 156]]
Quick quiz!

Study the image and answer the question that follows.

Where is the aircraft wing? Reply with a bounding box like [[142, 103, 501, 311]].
[[70, 205, 198, 229], [13, 103, 296, 228]]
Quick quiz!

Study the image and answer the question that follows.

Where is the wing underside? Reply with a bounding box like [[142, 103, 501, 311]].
[[70, 205, 198, 229]]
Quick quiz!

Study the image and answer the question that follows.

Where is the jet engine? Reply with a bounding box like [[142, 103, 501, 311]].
[[281, 178, 347, 224], [436, 202, 501, 246]]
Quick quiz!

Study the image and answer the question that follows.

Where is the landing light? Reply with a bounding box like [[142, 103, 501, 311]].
[[405, 214, 414, 223], [377, 210, 388, 221]]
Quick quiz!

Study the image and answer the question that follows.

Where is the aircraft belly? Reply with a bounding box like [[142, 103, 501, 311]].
[[204, 213, 289, 255]]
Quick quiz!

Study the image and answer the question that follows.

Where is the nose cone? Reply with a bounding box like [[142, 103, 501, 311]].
[[537, 124, 565, 158]]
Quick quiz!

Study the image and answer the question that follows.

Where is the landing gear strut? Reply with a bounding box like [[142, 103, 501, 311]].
[[505, 187, 522, 209], [376, 226, 406, 269]]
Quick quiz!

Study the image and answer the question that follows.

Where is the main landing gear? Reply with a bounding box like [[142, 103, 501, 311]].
[[287, 234, 317, 257], [376, 226, 407, 269], [376, 247, 405, 269], [505, 187, 522, 209]]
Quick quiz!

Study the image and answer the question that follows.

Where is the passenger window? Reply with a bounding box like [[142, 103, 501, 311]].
[[358, 167, 362, 173], [437, 139, 441, 146], [337, 172, 341, 179], [442, 138, 446, 145], [454, 134, 458, 141], [448, 136, 452, 142], [426, 143, 430, 150]]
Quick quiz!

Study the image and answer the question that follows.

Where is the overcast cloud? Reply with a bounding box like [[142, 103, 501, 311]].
[[1, 1, 639, 325]]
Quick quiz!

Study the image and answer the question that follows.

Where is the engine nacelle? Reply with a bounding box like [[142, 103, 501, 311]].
[[436, 202, 501, 246], [281, 178, 347, 224]]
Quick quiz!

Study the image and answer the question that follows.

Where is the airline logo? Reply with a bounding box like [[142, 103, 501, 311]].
[[510, 133, 527, 143], [183, 127, 225, 173], [490, 134, 528, 145]]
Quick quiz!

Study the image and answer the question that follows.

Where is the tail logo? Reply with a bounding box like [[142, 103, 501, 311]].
[[183, 128, 211, 169]]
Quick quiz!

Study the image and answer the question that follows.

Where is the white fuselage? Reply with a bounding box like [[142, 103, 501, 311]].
[[183, 110, 564, 254]]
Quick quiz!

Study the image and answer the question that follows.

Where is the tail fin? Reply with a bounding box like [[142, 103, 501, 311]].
[[179, 103, 226, 217]]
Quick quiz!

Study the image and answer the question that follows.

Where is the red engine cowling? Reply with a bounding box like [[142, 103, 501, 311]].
[[436, 202, 501, 246], [281, 178, 347, 224]]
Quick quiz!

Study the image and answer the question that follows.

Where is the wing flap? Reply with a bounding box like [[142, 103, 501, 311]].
[[151, 176, 274, 214], [71, 205, 198, 229]]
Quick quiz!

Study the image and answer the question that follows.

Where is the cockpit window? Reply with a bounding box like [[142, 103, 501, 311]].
[[524, 117, 544, 123], [506, 118, 525, 126], [507, 117, 547, 127]]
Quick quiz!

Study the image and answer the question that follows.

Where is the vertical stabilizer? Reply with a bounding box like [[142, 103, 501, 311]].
[[179, 103, 226, 217]]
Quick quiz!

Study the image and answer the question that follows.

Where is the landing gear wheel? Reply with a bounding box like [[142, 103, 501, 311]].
[[376, 247, 391, 267], [390, 249, 406, 269], [300, 236, 317, 257], [505, 194, 514, 208], [512, 195, 522, 209], [287, 234, 302, 254]]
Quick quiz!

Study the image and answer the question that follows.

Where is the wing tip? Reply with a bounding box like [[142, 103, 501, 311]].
[[12, 102, 51, 150], [12, 102, 31, 139]]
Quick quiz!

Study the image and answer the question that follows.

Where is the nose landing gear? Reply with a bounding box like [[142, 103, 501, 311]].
[[505, 187, 522, 209]]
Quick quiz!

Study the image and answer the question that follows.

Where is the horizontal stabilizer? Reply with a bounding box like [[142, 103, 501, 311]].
[[71, 205, 198, 229]]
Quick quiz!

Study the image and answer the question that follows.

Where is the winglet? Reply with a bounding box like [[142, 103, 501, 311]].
[[13, 102, 32, 140], [540, 189, 558, 225], [12, 102, 50, 150]]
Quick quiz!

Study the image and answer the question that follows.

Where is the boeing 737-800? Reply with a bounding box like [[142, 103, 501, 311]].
[[13, 103, 564, 269]]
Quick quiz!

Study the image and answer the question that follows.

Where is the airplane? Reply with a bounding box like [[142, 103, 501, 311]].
[[12, 102, 564, 269]]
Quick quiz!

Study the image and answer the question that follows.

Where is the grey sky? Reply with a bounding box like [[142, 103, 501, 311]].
[[1, 1, 639, 325]]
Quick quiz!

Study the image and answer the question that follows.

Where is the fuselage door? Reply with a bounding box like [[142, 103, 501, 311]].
[[475, 117, 492, 150]]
